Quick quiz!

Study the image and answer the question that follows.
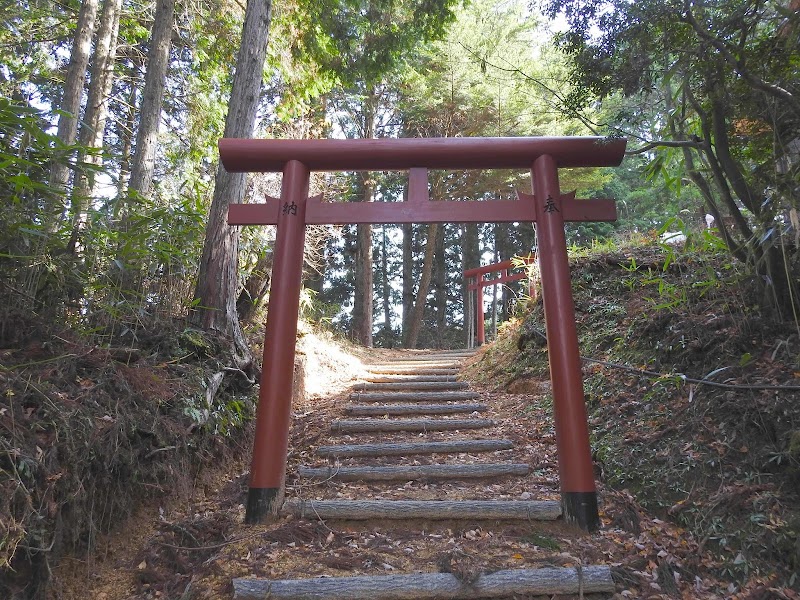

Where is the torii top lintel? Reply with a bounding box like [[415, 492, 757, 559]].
[[219, 136, 626, 172], [221, 136, 627, 225]]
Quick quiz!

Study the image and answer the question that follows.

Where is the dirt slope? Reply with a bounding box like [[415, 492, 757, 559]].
[[467, 240, 800, 596]]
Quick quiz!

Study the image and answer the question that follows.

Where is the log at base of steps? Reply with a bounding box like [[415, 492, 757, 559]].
[[349, 391, 480, 402], [297, 463, 529, 481], [233, 566, 614, 600], [353, 381, 470, 391], [316, 439, 514, 458], [345, 403, 487, 416], [331, 418, 493, 433], [283, 499, 561, 520]]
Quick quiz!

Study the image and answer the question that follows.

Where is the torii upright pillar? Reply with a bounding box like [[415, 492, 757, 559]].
[[245, 160, 310, 520], [529, 155, 598, 529], [219, 136, 626, 529]]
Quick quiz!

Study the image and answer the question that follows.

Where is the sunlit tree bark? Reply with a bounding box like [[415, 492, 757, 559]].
[[48, 0, 99, 226], [127, 0, 175, 199], [403, 223, 437, 348], [190, 0, 273, 367], [69, 0, 122, 253]]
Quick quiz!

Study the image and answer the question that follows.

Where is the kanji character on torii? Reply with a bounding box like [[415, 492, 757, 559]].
[[219, 136, 627, 530]]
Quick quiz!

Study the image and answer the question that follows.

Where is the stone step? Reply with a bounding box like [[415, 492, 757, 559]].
[[349, 391, 480, 402], [297, 463, 529, 481], [331, 418, 493, 433], [315, 439, 514, 458], [283, 499, 561, 520], [344, 403, 487, 416], [233, 566, 615, 600]]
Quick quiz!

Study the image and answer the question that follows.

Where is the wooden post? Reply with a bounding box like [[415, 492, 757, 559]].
[[246, 160, 310, 523], [531, 155, 598, 531]]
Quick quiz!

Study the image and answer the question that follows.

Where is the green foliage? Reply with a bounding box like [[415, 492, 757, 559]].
[[182, 388, 253, 437], [522, 533, 560, 550], [588, 154, 703, 241], [295, 0, 458, 88], [267, 0, 460, 118], [0, 100, 61, 209], [0, 99, 87, 322], [0, 0, 73, 102], [0, 92, 207, 339], [78, 191, 207, 337], [543, 0, 800, 314]]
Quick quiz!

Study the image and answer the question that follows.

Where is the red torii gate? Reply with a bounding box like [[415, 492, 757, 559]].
[[220, 136, 627, 530], [464, 257, 536, 347]]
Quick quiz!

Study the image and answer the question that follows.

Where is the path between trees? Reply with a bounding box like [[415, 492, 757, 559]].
[[67, 348, 759, 599], [235, 349, 612, 598]]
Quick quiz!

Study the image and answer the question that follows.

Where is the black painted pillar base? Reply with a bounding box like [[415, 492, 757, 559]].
[[562, 491, 600, 532], [245, 487, 282, 524]]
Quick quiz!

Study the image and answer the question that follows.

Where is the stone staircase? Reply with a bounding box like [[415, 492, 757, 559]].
[[233, 350, 614, 599]]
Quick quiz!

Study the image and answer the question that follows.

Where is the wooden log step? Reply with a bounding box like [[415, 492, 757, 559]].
[[233, 566, 614, 600], [379, 361, 463, 367], [349, 391, 480, 402], [316, 439, 514, 458], [364, 375, 458, 383], [388, 355, 471, 362], [354, 381, 469, 391], [374, 357, 463, 363], [367, 367, 459, 375], [297, 463, 530, 481], [331, 418, 493, 433], [345, 403, 487, 416], [395, 349, 470, 353], [393, 355, 473, 361], [283, 499, 561, 520], [408, 349, 472, 354]]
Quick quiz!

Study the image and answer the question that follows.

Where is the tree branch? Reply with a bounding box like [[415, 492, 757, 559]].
[[626, 139, 701, 154], [456, 42, 606, 135], [681, 3, 800, 116], [665, 77, 750, 263]]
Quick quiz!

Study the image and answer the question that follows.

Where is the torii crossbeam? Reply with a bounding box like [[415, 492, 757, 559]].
[[220, 136, 627, 530]]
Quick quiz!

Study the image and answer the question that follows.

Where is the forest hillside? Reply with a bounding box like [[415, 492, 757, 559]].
[[2, 0, 799, 596], [468, 235, 800, 593], [2, 237, 798, 599], [0, 318, 364, 599]]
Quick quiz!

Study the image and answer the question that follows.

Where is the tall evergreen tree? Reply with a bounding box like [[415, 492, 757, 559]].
[[190, 0, 273, 368], [127, 0, 176, 200], [69, 0, 122, 254], [47, 0, 100, 227]]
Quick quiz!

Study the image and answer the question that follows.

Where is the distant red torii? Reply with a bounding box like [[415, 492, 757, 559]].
[[465, 257, 537, 347]]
